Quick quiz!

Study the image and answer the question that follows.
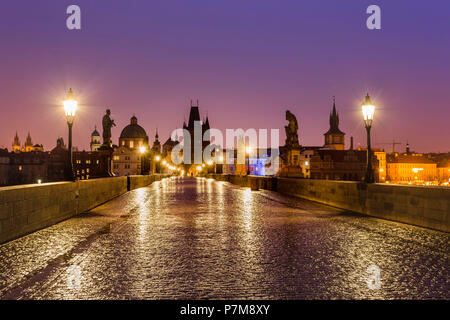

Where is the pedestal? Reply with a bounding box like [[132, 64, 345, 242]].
[[98, 144, 114, 177], [279, 148, 303, 178]]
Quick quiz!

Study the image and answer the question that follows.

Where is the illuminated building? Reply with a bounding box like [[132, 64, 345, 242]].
[[357, 147, 386, 182], [12, 132, 43, 153], [386, 146, 437, 184], [90, 127, 101, 151], [151, 130, 161, 154], [113, 116, 149, 176], [182, 100, 211, 175], [437, 160, 450, 186]]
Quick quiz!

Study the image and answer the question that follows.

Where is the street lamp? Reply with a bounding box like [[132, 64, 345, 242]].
[[139, 146, 147, 175], [361, 93, 375, 183], [63, 88, 77, 181], [154, 155, 161, 173], [245, 145, 252, 175]]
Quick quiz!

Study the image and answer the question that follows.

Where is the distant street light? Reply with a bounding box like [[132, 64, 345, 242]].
[[139, 146, 147, 175], [153, 155, 161, 173], [245, 144, 252, 175], [362, 93, 375, 183], [63, 88, 77, 181]]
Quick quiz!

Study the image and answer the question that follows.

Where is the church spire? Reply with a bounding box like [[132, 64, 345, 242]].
[[329, 97, 340, 131], [12, 131, 21, 152], [324, 97, 345, 150], [25, 132, 32, 146]]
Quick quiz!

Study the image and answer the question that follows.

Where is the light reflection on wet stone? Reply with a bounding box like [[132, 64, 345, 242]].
[[0, 177, 448, 299]]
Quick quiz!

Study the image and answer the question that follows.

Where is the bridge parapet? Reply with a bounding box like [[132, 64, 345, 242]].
[[207, 174, 450, 233], [0, 175, 168, 244]]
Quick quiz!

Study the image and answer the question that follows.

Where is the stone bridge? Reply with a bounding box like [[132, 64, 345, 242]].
[[0, 176, 448, 299]]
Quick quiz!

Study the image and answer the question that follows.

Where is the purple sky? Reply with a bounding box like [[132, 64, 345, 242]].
[[0, 0, 449, 153]]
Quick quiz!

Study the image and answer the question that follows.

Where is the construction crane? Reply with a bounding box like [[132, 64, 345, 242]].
[[375, 140, 402, 154]]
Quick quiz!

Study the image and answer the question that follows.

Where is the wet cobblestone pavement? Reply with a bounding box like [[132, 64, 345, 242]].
[[0, 177, 448, 299]]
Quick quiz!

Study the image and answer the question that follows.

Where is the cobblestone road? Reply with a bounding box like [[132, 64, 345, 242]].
[[0, 177, 448, 299]]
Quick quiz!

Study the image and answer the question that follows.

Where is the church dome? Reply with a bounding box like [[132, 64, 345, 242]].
[[91, 127, 100, 137], [120, 116, 148, 139]]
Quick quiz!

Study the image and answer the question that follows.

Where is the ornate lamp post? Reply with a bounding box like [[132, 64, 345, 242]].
[[63, 88, 77, 181], [246, 145, 252, 175], [361, 93, 375, 183], [139, 146, 147, 175], [154, 154, 161, 173]]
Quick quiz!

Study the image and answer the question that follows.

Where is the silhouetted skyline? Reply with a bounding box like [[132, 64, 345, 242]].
[[0, 1, 449, 152]]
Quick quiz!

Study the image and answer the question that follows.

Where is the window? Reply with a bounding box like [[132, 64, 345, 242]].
[[129, 141, 134, 148], [86, 160, 91, 164], [113, 156, 120, 161], [125, 156, 130, 161]]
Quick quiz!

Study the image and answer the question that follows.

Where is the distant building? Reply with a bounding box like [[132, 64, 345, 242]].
[[113, 116, 149, 176], [299, 99, 380, 181], [151, 130, 161, 155], [300, 147, 322, 178], [12, 132, 20, 153], [90, 127, 101, 151], [7, 149, 48, 185], [73, 151, 103, 180], [309, 149, 376, 181], [323, 99, 345, 150], [357, 147, 387, 182], [162, 136, 178, 159], [437, 160, 450, 186], [387, 146, 437, 184], [2, 134, 114, 186], [12, 132, 43, 153], [47, 138, 68, 182], [182, 100, 210, 175]]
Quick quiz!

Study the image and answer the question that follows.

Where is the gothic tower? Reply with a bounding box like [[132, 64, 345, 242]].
[[25, 132, 33, 152], [12, 132, 21, 153], [151, 129, 161, 154], [90, 126, 101, 151], [323, 98, 345, 150], [183, 100, 211, 164]]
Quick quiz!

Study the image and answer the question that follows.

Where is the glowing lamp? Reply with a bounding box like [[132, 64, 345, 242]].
[[361, 93, 376, 183], [361, 93, 375, 127], [63, 88, 77, 125]]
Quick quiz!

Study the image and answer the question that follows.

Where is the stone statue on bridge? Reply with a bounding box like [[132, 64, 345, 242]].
[[102, 109, 116, 147], [98, 109, 116, 177], [284, 110, 300, 149]]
